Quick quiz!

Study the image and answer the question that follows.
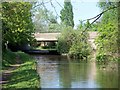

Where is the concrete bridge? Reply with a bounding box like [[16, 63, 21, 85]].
[[88, 32, 98, 50], [34, 32, 98, 50]]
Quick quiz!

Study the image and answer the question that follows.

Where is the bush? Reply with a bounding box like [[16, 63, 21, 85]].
[[69, 42, 90, 59], [96, 52, 108, 61], [57, 26, 91, 59], [57, 26, 76, 53]]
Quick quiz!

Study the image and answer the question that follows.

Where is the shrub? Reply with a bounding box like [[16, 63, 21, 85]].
[[57, 26, 90, 59], [57, 26, 76, 53], [69, 41, 90, 59]]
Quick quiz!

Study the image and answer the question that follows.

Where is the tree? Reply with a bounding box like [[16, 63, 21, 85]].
[[95, 1, 118, 61], [60, 0, 74, 28], [57, 26, 90, 59], [32, 7, 61, 33], [77, 20, 95, 31], [2, 2, 35, 50], [57, 27, 75, 53], [32, 8, 50, 33], [118, 1, 120, 57]]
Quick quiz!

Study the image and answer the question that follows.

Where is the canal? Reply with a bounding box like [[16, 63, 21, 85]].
[[34, 55, 118, 88]]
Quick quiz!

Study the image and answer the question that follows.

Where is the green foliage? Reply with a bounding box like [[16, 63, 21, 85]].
[[118, 2, 120, 57], [33, 8, 51, 32], [2, 51, 40, 88], [48, 23, 63, 33], [69, 29, 90, 59], [97, 0, 117, 10], [2, 2, 35, 48], [33, 7, 61, 33], [60, 0, 74, 28], [69, 42, 90, 59], [90, 23, 99, 31], [96, 52, 108, 61], [77, 20, 98, 31], [2, 50, 17, 68], [95, 1, 118, 61], [57, 27, 76, 53], [57, 26, 90, 59]]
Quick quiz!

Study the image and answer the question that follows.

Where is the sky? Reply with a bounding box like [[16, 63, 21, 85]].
[[38, 0, 101, 28]]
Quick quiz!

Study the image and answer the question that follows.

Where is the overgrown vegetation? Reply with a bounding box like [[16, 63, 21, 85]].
[[57, 2, 92, 59], [57, 26, 91, 59], [2, 2, 35, 50], [2, 2, 40, 89], [2, 50, 40, 89], [95, 1, 119, 61]]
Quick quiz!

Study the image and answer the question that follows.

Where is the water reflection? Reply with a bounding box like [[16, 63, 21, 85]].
[[34, 55, 118, 88], [96, 61, 118, 88]]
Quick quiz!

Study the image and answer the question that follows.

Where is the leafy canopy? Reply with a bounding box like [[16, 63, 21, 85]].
[[2, 2, 35, 47], [95, 1, 118, 61]]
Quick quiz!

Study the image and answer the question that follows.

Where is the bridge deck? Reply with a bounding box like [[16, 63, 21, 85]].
[[34, 33, 60, 42], [34, 32, 98, 42]]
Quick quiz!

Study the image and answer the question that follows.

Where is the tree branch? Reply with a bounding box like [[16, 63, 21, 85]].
[[50, 0, 60, 18], [81, 5, 119, 35], [55, 0, 63, 8], [82, 5, 119, 33], [32, 1, 50, 9]]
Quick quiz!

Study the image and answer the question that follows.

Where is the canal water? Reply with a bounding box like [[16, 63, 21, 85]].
[[34, 55, 118, 88]]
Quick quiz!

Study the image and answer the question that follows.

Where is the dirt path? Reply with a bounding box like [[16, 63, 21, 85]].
[[1, 55, 21, 84]]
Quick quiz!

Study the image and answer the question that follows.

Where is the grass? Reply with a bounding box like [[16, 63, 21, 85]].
[[2, 50, 18, 68], [2, 50, 40, 89]]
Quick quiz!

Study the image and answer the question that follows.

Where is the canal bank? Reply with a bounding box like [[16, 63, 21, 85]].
[[2, 50, 40, 89]]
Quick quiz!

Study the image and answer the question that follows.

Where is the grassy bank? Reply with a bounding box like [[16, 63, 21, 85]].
[[2, 50, 40, 89]]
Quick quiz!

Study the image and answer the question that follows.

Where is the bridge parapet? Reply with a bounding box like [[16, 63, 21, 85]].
[[34, 32, 98, 42]]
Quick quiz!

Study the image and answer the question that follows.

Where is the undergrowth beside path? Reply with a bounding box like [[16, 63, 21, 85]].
[[2, 50, 40, 89]]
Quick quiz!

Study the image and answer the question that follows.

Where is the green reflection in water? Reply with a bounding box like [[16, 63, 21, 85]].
[[35, 55, 118, 88], [96, 62, 118, 88]]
